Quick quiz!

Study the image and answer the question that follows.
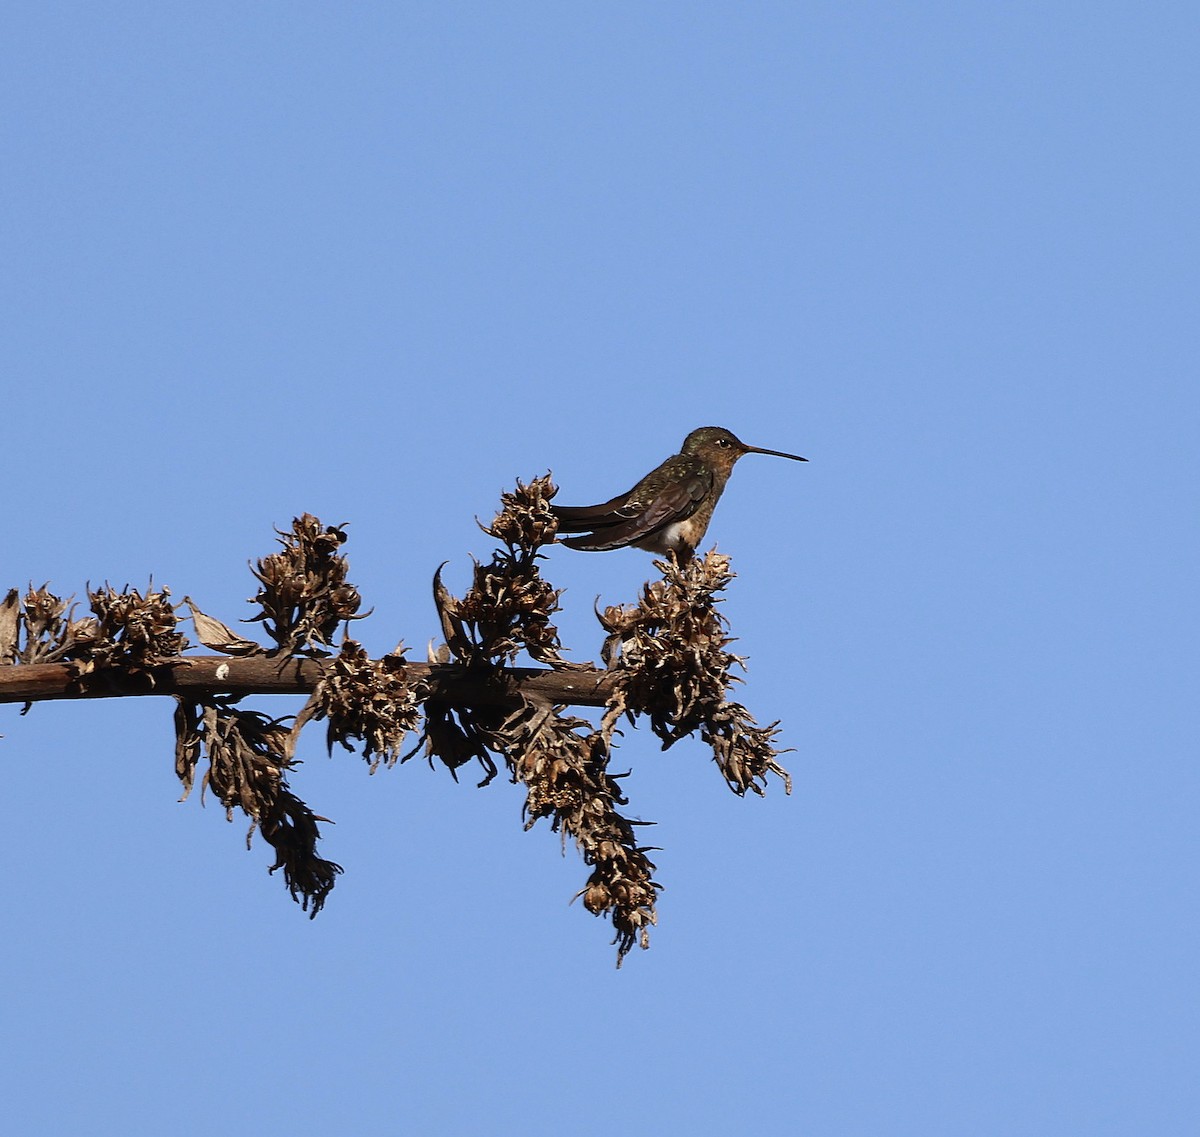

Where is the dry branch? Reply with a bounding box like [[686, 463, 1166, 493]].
[[1, 481, 793, 965], [0, 655, 615, 708]]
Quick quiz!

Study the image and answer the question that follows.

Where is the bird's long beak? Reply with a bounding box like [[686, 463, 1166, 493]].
[[744, 444, 808, 462]]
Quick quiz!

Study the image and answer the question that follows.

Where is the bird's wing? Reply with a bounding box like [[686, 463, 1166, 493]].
[[557, 459, 712, 550]]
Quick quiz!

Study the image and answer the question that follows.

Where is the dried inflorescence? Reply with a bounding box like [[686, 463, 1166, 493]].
[[598, 550, 792, 796], [295, 638, 426, 772], [2, 489, 795, 963], [419, 700, 505, 785], [493, 699, 659, 964], [425, 476, 659, 960], [486, 474, 561, 552], [174, 698, 341, 916], [0, 583, 187, 678], [432, 475, 568, 668], [1, 586, 75, 665], [248, 514, 364, 656], [425, 476, 567, 785], [82, 583, 188, 673]]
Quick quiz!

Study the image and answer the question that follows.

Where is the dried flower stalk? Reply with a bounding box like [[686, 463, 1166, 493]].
[[427, 476, 661, 960]]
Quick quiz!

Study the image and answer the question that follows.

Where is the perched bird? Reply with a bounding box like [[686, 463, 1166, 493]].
[[551, 426, 807, 557]]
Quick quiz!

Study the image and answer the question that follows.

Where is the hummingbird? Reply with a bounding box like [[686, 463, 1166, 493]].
[[551, 426, 807, 557]]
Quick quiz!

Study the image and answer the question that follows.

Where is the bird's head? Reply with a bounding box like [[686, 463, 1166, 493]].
[[681, 426, 808, 472]]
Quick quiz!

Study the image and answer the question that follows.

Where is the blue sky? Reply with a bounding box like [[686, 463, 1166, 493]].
[[2, 4, 1196, 1134]]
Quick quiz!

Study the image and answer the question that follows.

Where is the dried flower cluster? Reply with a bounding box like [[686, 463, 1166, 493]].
[[81, 584, 188, 674], [2, 487, 795, 964], [248, 514, 363, 655], [174, 698, 341, 915], [494, 701, 658, 961], [1, 586, 76, 665], [432, 476, 567, 668], [427, 475, 661, 961], [295, 638, 426, 772], [425, 478, 569, 788], [598, 551, 792, 796], [0, 583, 186, 680], [420, 701, 506, 784]]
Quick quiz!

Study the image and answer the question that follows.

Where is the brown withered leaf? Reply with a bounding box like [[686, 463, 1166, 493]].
[[174, 697, 203, 801], [432, 563, 476, 664], [0, 589, 18, 664], [183, 597, 263, 656], [173, 696, 342, 916]]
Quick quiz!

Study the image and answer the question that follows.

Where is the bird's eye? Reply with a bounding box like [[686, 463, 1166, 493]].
[[717, 437, 730, 447]]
